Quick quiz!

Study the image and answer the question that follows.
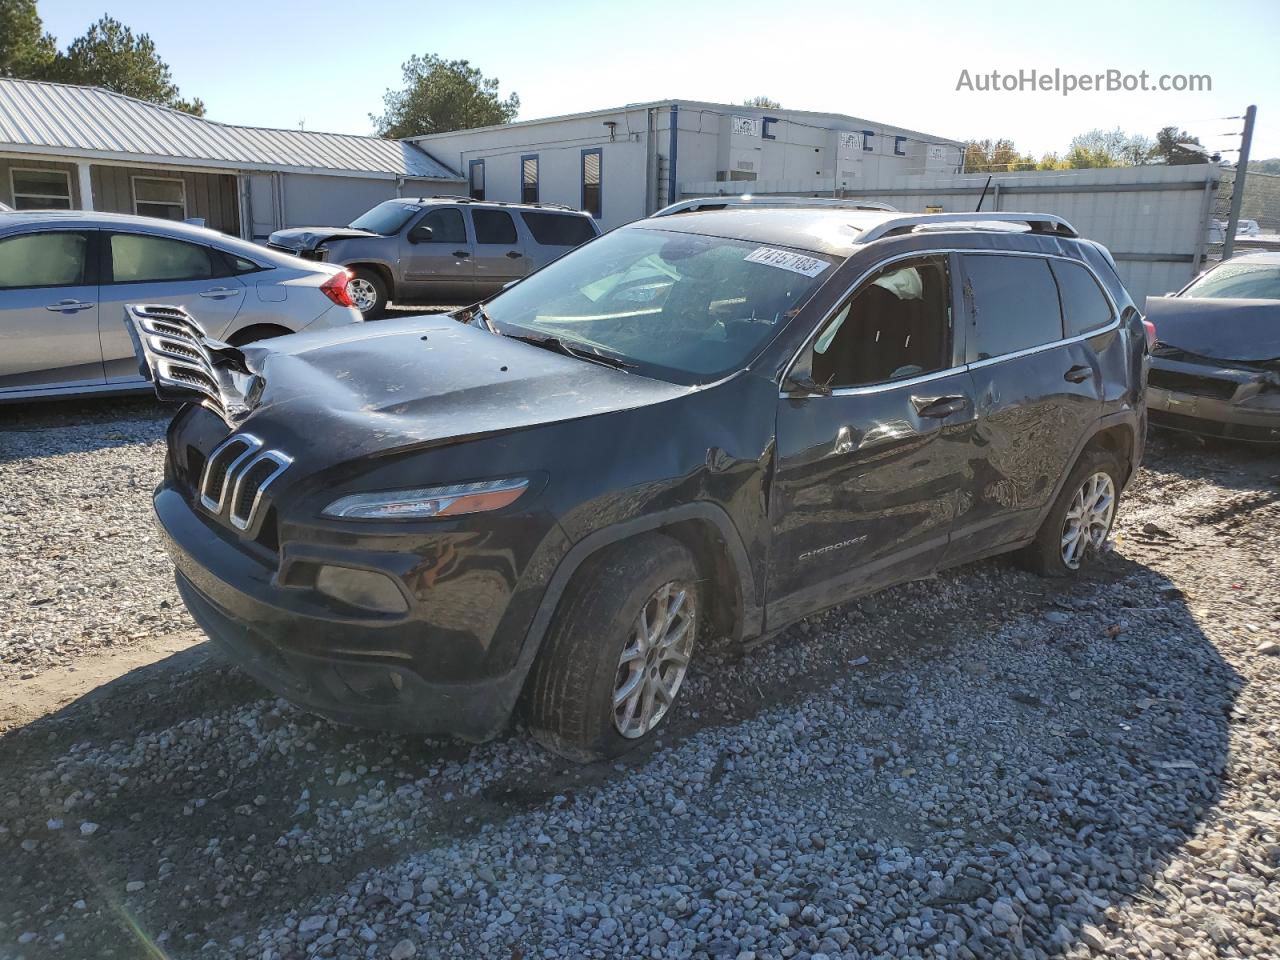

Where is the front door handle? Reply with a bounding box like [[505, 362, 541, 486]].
[[911, 394, 969, 418], [199, 287, 242, 299], [453, 250, 471, 258], [1064, 364, 1094, 383], [505, 250, 523, 259], [45, 299, 94, 312]]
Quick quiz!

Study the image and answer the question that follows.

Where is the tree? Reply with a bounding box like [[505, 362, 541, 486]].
[[44, 16, 203, 115], [1249, 158, 1280, 174], [1151, 126, 1205, 165], [741, 95, 780, 109], [963, 138, 1035, 173], [372, 55, 519, 138], [0, 0, 55, 78], [1063, 128, 1153, 167]]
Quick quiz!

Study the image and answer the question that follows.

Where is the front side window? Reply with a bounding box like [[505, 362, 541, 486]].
[[414, 208, 467, 244], [350, 201, 422, 235], [0, 232, 89, 288], [1182, 261, 1280, 300], [473, 209, 517, 245], [469, 160, 485, 201], [581, 149, 602, 219], [109, 233, 214, 283], [964, 254, 1062, 360], [1051, 260, 1113, 336], [810, 255, 952, 389], [10, 168, 73, 210], [484, 226, 834, 383], [521, 155, 539, 204], [521, 212, 596, 247], [133, 178, 187, 220]]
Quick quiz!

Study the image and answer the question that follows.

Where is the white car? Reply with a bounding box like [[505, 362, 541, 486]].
[[0, 211, 362, 402]]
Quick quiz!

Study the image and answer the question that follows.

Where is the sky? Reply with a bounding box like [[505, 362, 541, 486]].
[[36, 0, 1280, 161]]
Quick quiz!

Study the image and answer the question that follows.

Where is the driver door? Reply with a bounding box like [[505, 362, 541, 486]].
[[767, 253, 977, 627], [399, 207, 475, 303]]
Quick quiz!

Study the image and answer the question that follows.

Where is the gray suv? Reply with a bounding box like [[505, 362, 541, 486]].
[[267, 197, 601, 319]]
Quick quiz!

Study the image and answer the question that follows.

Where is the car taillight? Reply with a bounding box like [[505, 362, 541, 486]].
[[1141, 318, 1157, 349], [320, 270, 355, 308]]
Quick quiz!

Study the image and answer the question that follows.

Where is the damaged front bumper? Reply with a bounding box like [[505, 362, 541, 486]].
[[1148, 354, 1280, 443]]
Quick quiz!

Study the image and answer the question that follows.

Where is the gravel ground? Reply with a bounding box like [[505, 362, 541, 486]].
[[1, 400, 1278, 960]]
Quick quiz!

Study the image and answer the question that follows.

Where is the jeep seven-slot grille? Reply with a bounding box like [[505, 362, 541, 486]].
[[196, 434, 293, 535]]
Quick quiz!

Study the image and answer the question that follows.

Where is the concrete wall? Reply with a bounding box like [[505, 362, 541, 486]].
[[0, 156, 83, 207], [90, 164, 240, 233]]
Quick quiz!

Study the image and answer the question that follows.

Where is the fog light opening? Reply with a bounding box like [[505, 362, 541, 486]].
[[314, 565, 409, 614]]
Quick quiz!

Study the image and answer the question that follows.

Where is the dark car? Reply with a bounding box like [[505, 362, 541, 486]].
[[266, 197, 600, 320], [1146, 252, 1280, 444], [129, 202, 1147, 760]]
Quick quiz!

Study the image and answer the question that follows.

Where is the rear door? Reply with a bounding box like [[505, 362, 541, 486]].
[[0, 229, 104, 395], [520, 211, 599, 270], [398, 206, 474, 303], [768, 253, 976, 628], [96, 231, 246, 383], [468, 207, 527, 294], [947, 253, 1106, 559]]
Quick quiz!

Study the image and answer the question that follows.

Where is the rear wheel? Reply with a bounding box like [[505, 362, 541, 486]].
[[348, 267, 387, 320], [1018, 449, 1123, 577], [524, 535, 700, 761]]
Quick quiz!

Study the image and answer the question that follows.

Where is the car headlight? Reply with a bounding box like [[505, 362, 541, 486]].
[[322, 477, 529, 520]]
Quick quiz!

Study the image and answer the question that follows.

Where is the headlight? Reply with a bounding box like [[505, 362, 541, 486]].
[[322, 477, 529, 520]]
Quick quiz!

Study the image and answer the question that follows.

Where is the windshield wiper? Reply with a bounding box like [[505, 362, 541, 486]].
[[505, 333, 634, 371]]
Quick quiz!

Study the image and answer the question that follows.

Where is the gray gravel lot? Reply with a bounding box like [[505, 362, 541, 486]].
[[0, 399, 1277, 960]]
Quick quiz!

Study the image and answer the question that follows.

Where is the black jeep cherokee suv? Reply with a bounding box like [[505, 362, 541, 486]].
[[130, 200, 1147, 760]]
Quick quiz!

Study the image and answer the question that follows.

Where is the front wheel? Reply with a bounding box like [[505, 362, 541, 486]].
[[524, 535, 700, 761], [1018, 449, 1124, 577]]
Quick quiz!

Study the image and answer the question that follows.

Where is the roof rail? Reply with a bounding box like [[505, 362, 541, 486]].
[[856, 212, 1078, 244], [411, 195, 579, 213], [651, 196, 898, 217]]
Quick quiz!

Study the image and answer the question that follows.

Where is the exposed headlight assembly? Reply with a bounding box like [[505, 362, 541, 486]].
[[323, 477, 529, 520]]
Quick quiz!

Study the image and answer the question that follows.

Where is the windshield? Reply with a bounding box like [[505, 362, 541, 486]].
[[349, 200, 423, 236], [482, 226, 835, 382], [1182, 261, 1280, 300]]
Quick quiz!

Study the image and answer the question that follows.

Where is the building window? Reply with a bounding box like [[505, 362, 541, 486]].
[[469, 159, 485, 201], [10, 168, 73, 210], [581, 148, 602, 219], [894, 136, 908, 156], [133, 177, 187, 220], [862, 130, 875, 152], [521, 154, 539, 204]]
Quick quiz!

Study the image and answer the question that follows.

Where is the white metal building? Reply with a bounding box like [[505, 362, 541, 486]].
[[411, 100, 965, 230], [0, 78, 464, 240]]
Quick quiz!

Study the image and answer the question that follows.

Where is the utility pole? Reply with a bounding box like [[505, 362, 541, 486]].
[[1222, 104, 1256, 261]]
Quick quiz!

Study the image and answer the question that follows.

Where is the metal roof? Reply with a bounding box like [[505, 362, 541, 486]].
[[0, 78, 462, 181]]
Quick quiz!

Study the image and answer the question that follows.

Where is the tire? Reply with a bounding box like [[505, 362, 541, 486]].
[[348, 267, 388, 320], [524, 534, 701, 762], [226, 324, 291, 347], [1017, 448, 1125, 577]]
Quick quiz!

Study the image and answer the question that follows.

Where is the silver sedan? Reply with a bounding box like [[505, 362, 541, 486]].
[[0, 210, 363, 402]]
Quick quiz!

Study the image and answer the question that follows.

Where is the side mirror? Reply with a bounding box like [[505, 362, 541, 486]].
[[782, 374, 832, 397], [407, 225, 433, 244]]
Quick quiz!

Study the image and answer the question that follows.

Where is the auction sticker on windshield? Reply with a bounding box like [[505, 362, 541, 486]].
[[744, 247, 830, 278]]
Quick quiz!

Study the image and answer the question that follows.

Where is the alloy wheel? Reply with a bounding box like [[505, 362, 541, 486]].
[[612, 581, 696, 738], [1060, 471, 1116, 570], [348, 277, 378, 312]]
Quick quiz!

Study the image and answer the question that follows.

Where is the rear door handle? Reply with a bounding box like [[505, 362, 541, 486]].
[[911, 394, 969, 418], [1064, 364, 1093, 383], [453, 250, 471, 258], [505, 250, 523, 259], [45, 299, 94, 312], [199, 287, 242, 299]]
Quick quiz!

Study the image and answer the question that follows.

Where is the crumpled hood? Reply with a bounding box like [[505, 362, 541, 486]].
[[237, 315, 691, 462], [267, 226, 375, 251], [1145, 296, 1280, 364]]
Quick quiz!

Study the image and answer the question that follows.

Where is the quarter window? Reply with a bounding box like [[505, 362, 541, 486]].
[[581, 148, 602, 219], [473, 209, 518, 245], [0, 232, 89, 288], [415, 208, 467, 244], [1051, 260, 1113, 336], [521, 212, 596, 247], [964, 254, 1062, 360], [133, 177, 187, 220], [109, 233, 214, 283], [10, 168, 73, 210], [810, 255, 952, 389], [521, 155, 539, 204], [468, 160, 485, 201]]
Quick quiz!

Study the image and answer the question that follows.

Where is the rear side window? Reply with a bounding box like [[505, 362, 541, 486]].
[[109, 234, 214, 283], [521, 212, 596, 247], [472, 209, 518, 245], [1051, 260, 1113, 336], [811, 255, 952, 389], [415, 208, 467, 244], [964, 254, 1062, 360], [0, 231, 89, 288]]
